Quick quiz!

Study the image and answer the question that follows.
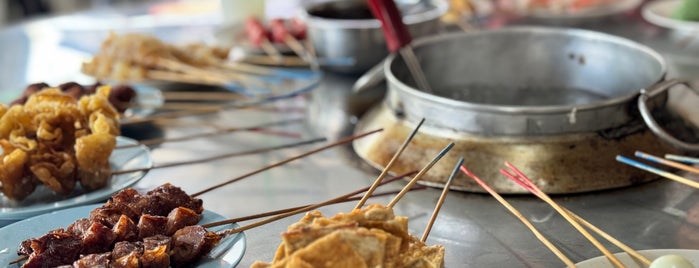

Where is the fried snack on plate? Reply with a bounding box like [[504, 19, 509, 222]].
[[252, 204, 445, 268], [0, 86, 119, 201]]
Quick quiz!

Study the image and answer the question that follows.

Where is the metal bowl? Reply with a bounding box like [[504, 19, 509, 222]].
[[301, 0, 447, 74], [353, 27, 699, 194]]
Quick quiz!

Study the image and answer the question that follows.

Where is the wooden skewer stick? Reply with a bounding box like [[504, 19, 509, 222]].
[[616, 155, 699, 189], [112, 137, 326, 175], [260, 38, 284, 63], [421, 157, 461, 242], [565, 209, 652, 266], [116, 118, 303, 149], [501, 163, 625, 268], [355, 118, 425, 209], [238, 55, 310, 67], [459, 164, 576, 268], [191, 128, 383, 197], [665, 154, 699, 165], [284, 35, 317, 71], [387, 142, 455, 208], [635, 151, 699, 175], [203, 171, 418, 228], [121, 98, 271, 126], [217, 169, 417, 235], [161, 91, 247, 102], [9, 256, 26, 265]]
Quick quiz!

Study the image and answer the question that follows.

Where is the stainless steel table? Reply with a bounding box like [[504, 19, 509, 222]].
[[1, 3, 699, 267]]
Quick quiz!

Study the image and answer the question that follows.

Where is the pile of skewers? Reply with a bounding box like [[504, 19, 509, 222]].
[[449, 148, 699, 267], [81, 32, 288, 91], [9, 119, 458, 268], [238, 16, 316, 68]]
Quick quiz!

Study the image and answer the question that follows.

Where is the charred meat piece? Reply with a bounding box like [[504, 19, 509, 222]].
[[140, 184, 204, 216], [142, 235, 172, 268], [108, 85, 137, 113], [58, 82, 86, 100], [137, 214, 169, 239], [166, 207, 202, 235], [81, 221, 117, 254], [113, 215, 139, 242], [112, 241, 144, 268], [72, 252, 111, 268], [21, 230, 83, 268], [23, 82, 50, 98], [170, 225, 222, 267]]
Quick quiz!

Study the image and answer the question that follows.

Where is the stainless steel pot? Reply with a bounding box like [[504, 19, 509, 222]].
[[353, 27, 699, 193], [301, 0, 447, 74]]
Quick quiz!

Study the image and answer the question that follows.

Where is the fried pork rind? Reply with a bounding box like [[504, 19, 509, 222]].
[[0, 87, 119, 200], [252, 204, 445, 268]]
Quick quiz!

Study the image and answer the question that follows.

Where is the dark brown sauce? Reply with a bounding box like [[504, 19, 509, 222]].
[[307, 2, 375, 20]]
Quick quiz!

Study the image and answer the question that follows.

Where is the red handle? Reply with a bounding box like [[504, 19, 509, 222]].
[[367, 0, 412, 52]]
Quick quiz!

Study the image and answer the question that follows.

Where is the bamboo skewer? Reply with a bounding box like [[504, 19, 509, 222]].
[[112, 137, 327, 175], [116, 119, 303, 149], [421, 157, 461, 242], [161, 91, 248, 102], [635, 151, 699, 175], [121, 98, 272, 126], [191, 128, 383, 197], [260, 38, 284, 63], [355, 118, 425, 209], [459, 165, 577, 268], [204, 187, 424, 229], [665, 154, 699, 165], [387, 142, 455, 208], [216, 168, 415, 236], [202, 170, 419, 228], [238, 55, 310, 67], [501, 163, 625, 268], [565, 210, 652, 266], [616, 155, 699, 189]]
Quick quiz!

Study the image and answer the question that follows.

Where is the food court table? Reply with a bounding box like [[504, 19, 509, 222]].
[[1, 2, 699, 267]]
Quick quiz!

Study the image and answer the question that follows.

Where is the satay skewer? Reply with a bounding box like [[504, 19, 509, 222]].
[[616, 155, 699, 189], [218, 140, 454, 236], [112, 137, 326, 175], [421, 157, 461, 242], [191, 128, 383, 197], [116, 118, 303, 149], [202, 170, 419, 228], [499, 163, 651, 266], [217, 169, 418, 236], [120, 97, 272, 126], [459, 165, 577, 268], [501, 162, 625, 268], [665, 154, 699, 165], [160, 91, 248, 101], [635, 151, 699, 175], [388, 142, 456, 208], [355, 118, 425, 209]]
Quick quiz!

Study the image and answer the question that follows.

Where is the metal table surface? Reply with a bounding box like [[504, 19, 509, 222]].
[[1, 3, 699, 268]]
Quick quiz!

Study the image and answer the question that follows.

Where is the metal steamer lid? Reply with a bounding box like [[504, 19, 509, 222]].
[[383, 27, 668, 136]]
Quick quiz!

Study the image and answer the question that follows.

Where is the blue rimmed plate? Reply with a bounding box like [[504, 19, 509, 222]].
[[0, 204, 246, 267]]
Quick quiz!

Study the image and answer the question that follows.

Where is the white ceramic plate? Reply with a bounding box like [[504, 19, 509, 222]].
[[642, 0, 699, 32], [575, 249, 699, 267], [0, 204, 246, 267], [0, 136, 152, 221]]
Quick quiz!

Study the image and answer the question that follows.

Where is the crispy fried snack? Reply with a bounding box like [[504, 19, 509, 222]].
[[0, 87, 119, 200], [252, 204, 445, 268]]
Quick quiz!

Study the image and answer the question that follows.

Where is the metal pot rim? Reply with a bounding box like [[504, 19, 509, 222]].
[[384, 26, 668, 115], [300, 0, 448, 29]]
